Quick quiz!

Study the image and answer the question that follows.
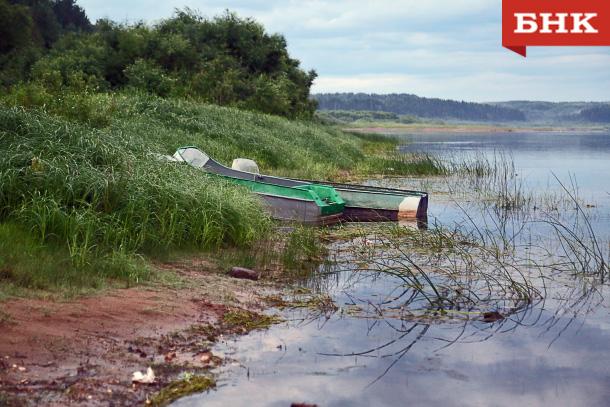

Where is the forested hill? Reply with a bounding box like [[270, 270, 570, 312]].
[[0, 1, 317, 119], [314, 93, 527, 122], [493, 101, 610, 123]]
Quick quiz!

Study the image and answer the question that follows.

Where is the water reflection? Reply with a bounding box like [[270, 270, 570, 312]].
[[175, 276, 609, 406]]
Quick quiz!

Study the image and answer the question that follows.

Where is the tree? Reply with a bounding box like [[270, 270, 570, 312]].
[[0, 0, 35, 53], [52, 0, 92, 32]]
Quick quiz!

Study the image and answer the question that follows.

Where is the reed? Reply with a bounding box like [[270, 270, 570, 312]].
[[330, 224, 540, 319]]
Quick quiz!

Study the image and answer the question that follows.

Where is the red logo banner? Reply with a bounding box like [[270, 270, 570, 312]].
[[502, 0, 610, 57]]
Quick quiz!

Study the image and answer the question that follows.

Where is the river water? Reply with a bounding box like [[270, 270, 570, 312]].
[[175, 131, 610, 407]]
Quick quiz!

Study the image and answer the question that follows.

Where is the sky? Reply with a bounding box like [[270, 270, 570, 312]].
[[78, 0, 610, 102]]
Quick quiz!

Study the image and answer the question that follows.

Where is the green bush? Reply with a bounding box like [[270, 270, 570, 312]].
[[3, 7, 317, 119], [124, 59, 174, 97]]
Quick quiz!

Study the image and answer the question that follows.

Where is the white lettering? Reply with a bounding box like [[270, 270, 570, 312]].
[[540, 13, 569, 33], [515, 13, 538, 33], [571, 13, 598, 33]]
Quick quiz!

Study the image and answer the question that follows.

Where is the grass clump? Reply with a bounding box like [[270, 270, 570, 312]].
[[213, 224, 327, 280], [329, 223, 540, 320], [357, 152, 446, 177], [149, 375, 215, 407], [281, 225, 327, 272], [0, 222, 149, 294], [222, 309, 283, 332]]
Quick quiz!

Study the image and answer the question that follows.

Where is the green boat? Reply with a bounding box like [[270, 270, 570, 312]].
[[172, 148, 345, 225], [173, 147, 428, 223]]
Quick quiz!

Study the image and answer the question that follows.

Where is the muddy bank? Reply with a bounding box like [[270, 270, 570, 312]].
[[0, 258, 281, 406]]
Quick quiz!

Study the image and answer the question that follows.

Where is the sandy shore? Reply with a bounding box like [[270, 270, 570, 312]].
[[0, 258, 280, 406]]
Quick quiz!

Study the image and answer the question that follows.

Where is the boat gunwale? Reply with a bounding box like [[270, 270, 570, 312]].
[[175, 147, 345, 207], [296, 179, 428, 197], [250, 190, 342, 206]]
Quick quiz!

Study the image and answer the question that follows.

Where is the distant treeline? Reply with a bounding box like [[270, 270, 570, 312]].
[[314, 93, 527, 122], [0, 1, 317, 118], [493, 101, 610, 123]]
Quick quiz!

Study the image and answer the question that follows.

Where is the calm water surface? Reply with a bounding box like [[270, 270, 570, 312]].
[[175, 131, 610, 407]]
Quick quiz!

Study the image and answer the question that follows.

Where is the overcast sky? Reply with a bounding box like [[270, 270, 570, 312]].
[[78, 0, 610, 102]]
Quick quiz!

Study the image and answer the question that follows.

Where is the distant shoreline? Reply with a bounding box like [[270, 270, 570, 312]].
[[343, 123, 609, 134]]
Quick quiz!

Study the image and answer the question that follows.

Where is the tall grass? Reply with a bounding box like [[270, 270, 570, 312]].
[[95, 92, 367, 180], [0, 222, 148, 292], [0, 105, 270, 289], [3, 88, 449, 180], [443, 151, 581, 213], [348, 131, 446, 178]]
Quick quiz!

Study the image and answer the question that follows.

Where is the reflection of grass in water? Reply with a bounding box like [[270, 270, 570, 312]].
[[263, 292, 338, 319], [318, 215, 608, 385], [314, 158, 609, 386], [324, 189, 607, 323], [334, 224, 540, 320]]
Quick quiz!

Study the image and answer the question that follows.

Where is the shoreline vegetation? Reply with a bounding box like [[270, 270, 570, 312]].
[[1, 3, 609, 406], [0, 92, 447, 296]]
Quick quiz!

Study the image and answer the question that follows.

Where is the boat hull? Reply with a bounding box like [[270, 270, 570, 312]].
[[172, 147, 345, 225], [333, 188, 428, 222], [173, 147, 429, 223], [256, 193, 342, 226]]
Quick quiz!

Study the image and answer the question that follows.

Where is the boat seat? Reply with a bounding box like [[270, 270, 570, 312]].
[[232, 158, 260, 174]]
